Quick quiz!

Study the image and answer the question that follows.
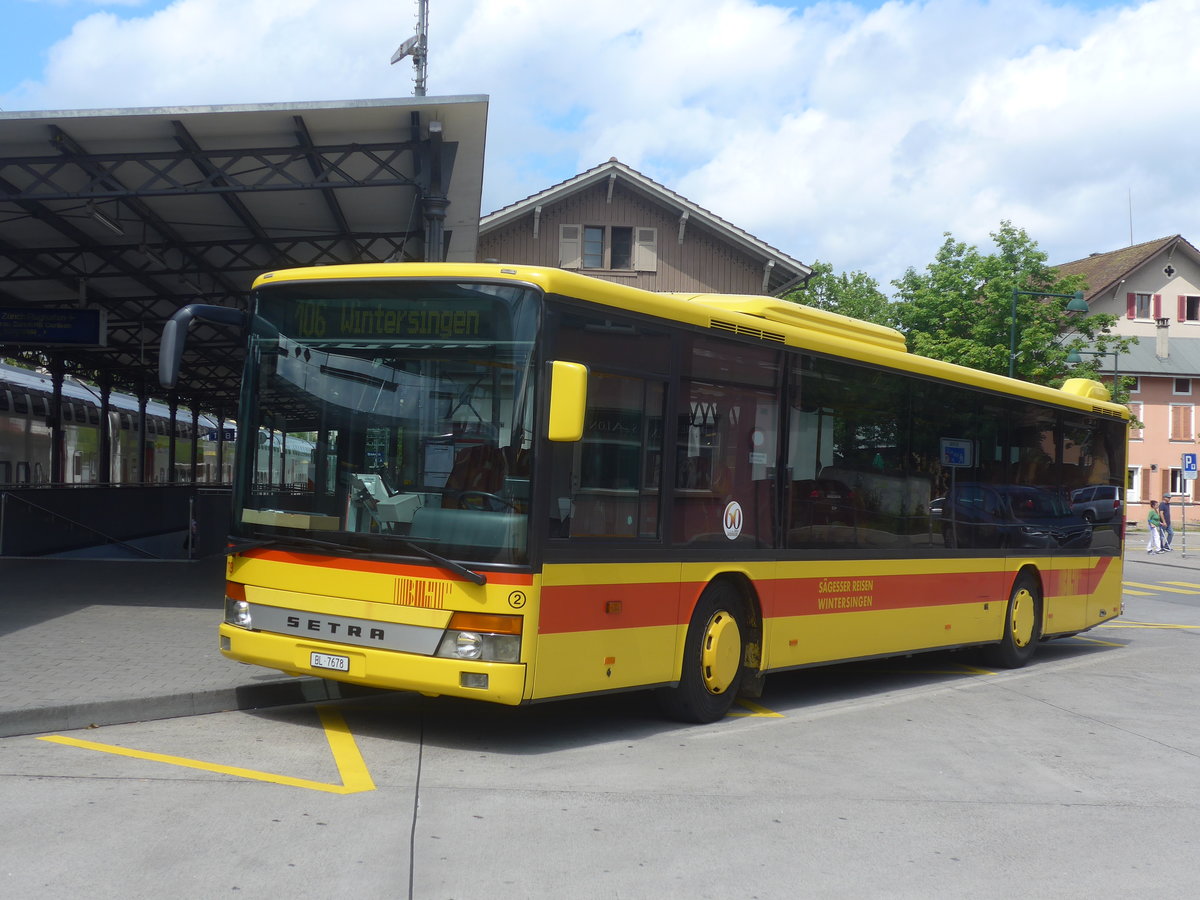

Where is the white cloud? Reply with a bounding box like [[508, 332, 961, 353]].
[[4, 0, 1198, 290]]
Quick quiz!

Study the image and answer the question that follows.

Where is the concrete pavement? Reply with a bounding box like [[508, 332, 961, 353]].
[[0, 557, 369, 737]]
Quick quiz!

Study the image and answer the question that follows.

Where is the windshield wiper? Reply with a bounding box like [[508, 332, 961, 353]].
[[226, 533, 487, 585]]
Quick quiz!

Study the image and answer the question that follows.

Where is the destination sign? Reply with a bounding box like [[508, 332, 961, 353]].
[[267, 298, 506, 343], [0, 308, 107, 346]]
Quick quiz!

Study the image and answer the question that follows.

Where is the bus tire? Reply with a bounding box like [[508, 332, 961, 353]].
[[656, 582, 747, 723], [984, 572, 1042, 668]]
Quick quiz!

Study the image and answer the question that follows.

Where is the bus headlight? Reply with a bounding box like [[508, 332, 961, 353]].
[[434, 612, 522, 663], [455, 632, 484, 660], [225, 598, 252, 628], [224, 582, 252, 628]]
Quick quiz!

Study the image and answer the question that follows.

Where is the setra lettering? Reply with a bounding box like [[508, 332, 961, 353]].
[[280, 615, 385, 641]]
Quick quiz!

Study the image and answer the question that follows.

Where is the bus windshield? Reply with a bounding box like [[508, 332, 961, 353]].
[[234, 279, 540, 566]]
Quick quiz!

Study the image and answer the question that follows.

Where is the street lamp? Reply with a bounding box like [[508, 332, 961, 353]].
[[1010, 287, 1089, 378]]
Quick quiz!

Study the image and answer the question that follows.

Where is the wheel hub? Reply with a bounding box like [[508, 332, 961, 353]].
[[700, 610, 742, 694], [1011, 588, 1035, 648]]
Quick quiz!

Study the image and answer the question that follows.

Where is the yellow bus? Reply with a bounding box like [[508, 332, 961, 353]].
[[161, 263, 1128, 722]]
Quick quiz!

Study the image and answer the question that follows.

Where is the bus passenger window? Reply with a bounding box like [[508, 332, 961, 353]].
[[548, 372, 664, 541]]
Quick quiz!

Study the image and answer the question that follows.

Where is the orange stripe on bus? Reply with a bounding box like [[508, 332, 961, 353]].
[[538, 557, 1116, 634], [540, 581, 696, 633], [763, 570, 1011, 618]]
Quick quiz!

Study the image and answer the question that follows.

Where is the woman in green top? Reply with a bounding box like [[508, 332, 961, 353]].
[[1147, 500, 1164, 553]]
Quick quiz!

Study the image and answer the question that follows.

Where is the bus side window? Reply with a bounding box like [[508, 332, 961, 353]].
[[560, 372, 664, 540]]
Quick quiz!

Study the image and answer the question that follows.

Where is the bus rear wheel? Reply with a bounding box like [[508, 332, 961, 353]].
[[984, 573, 1042, 668], [657, 582, 747, 723]]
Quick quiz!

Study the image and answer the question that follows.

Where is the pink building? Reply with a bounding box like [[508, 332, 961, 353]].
[[1057, 236, 1200, 517]]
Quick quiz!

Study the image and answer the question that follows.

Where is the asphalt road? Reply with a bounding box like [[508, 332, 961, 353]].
[[4, 567, 1199, 900]]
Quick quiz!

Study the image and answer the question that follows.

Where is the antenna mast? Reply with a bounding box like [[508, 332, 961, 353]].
[[390, 0, 429, 97]]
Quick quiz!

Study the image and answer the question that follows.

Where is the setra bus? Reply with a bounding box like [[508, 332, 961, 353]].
[[161, 263, 1128, 722]]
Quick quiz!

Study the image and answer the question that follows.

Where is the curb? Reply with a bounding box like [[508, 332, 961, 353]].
[[0, 678, 384, 739]]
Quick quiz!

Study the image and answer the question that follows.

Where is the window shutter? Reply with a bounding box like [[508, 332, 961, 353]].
[[1153, 294, 1162, 319], [559, 225, 581, 269], [634, 227, 658, 271], [1129, 402, 1143, 441], [1170, 404, 1193, 441], [1127, 292, 1136, 319]]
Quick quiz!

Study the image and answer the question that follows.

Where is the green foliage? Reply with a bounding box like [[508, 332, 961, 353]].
[[890, 221, 1133, 396], [783, 260, 895, 327]]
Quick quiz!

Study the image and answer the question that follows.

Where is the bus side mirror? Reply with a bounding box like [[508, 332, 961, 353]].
[[547, 361, 587, 442], [159, 304, 248, 389]]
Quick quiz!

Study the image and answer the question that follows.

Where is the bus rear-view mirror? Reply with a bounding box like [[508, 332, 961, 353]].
[[547, 361, 587, 442]]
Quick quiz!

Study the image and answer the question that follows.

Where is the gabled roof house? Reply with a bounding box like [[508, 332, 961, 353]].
[[478, 159, 811, 296]]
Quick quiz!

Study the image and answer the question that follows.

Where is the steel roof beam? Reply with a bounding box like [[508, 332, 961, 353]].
[[50, 124, 245, 299], [292, 114, 358, 260], [1, 140, 424, 202]]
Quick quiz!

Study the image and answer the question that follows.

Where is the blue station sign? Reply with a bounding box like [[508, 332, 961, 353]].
[[0, 308, 107, 346]]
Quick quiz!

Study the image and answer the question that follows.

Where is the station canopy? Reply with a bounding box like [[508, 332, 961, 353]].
[[0, 95, 488, 415]]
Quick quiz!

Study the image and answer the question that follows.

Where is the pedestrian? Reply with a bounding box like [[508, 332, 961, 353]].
[[1160, 495, 1174, 551], [1147, 499, 1164, 553]]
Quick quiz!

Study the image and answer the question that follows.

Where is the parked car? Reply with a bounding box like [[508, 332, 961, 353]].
[[943, 482, 1092, 550], [1069, 485, 1123, 523]]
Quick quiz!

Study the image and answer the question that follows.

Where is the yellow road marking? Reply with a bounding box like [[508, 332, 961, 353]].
[[1162, 581, 1200, 588], [1068, 636, 1124, 647], [1122, 582, 1200, 595], [1098, 621, 1200, 630], [37, 705, 375, 795], [728, 699, 784, 718], [867, 663, 995, 677]]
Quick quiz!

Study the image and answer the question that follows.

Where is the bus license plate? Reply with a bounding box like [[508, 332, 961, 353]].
[[310, 651, 350, 672]]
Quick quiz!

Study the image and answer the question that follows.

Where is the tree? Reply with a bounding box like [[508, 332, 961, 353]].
[[891, 221, 1133, 397], [783, 260, 895, 327]]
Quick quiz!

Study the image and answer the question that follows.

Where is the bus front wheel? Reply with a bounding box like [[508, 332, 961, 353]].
[[984, 573, 1042, 668], [657, 582, 747, 723]]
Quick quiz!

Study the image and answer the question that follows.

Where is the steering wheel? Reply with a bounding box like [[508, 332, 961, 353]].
[[455, 491, 516, 511]]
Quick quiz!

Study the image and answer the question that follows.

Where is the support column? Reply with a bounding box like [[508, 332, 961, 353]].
[[168, 396, 178, 483], [49, 355, 65, 484], [216, 409, 225, 483], [190, 405, 200, 483], [137, 388, 149, 484], [422, 194, 449, 262], [98, 375, 112, 485]]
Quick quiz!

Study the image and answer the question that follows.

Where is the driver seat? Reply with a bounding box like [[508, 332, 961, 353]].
[[444, 444, 508, 509]]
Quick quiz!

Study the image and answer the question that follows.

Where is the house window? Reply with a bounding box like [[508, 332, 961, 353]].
[[1127, 466, 1141, 503], [1169, 468, 1191, 498], [1135, 293, 1152, 319], [1169, 403, 1194, 441], [1176, 378, 1192, 395], [583, 226, 605, 268], [581, 225, 633, 269], [1181, 296, 1200, 322], [560, 224, 657, 272], [611, 227, 633, 269], [1128, 376, 1140, 393]]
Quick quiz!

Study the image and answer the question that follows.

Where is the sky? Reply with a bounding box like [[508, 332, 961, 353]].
[[1, 0, 1195, 293]]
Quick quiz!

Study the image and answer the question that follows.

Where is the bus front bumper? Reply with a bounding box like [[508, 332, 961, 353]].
[[219, 623, 528, 704]]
